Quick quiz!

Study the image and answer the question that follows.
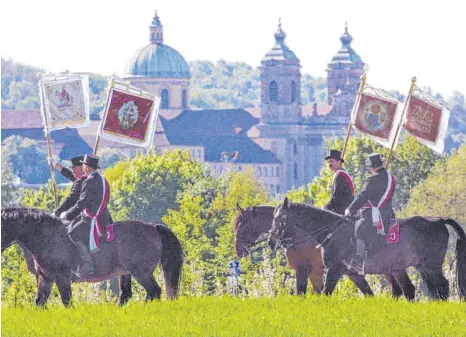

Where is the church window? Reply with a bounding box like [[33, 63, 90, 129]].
[[291, 81, 297, 103], [264, 167, 268, 177], [269, 81, 278, 103], [257, 166, 262, 177], [270, 166, 274, 177], [182, 89, 188, 109], [161, 89, 169, 109], [276, 185, 280, 193], [293, 140, 298, 155], [294, 163, 298, 181], [197, 150, 202, 159], [276, 167, 280, 177]]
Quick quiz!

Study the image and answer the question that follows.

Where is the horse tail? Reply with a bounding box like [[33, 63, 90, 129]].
[[155, 225, 184, 300], [443, 218, 466, 299]]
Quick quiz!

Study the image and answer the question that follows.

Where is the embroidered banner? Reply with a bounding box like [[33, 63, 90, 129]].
[[353, 93, 400, 148], [38, 73, 90, 131], [403, 88, 450, 154], [99, 80, 160, 148]]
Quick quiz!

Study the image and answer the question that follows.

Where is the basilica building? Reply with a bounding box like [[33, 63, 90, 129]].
[[1, 11, 364, 194], [123, 12, 365, 193]]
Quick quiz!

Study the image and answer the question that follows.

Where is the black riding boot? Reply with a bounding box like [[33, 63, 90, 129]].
[[343, 239, 366, 275], [74, 240, 95, 277]]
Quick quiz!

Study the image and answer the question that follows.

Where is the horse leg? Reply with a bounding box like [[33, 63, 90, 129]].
[[384, 273, 403, 299], [132, 273, 161, 301], [119, 274, 133, 306], [35, 275, 53, 306], [323, 265, 344, 296], [55, 274, 72, 307], [347, 272, 374, 297], [393, 270, 416, 301], [418, 267, 449, 300], [296, 265, 312, 295], [308, 263, 325, 294]]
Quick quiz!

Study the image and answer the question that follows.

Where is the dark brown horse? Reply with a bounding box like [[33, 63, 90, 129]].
[[269, 198, 466, 300], [234, 204, 374, 296], [1, 207, 184, 306]]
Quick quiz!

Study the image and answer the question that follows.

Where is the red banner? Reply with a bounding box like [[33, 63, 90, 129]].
[[354, 93, 398, 141], [405, 95, 442, 143], [102, 89, 155, 142]]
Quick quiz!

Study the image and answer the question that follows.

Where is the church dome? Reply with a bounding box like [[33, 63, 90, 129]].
[[330, 23, 363, 65], [124, 12, 191, 78], [262, 19, 299, 63]]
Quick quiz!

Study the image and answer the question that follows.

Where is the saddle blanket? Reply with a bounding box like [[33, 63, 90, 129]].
[[386, 220, 399, 244]]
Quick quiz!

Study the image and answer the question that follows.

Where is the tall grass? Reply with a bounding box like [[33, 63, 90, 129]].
[[2, 296, 465, 337]]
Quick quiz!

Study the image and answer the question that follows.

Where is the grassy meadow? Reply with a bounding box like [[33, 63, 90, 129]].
[[2, 296, 465, 337]]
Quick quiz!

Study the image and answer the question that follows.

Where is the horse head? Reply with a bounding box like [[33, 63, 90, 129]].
[[268, 197, 292, 252], [1, 207, 21, 252], [234, 203, 273, 258]]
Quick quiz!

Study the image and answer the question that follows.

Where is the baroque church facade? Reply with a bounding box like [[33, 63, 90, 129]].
[[1, 11, 364, 193], [123, 12, 365, 193]]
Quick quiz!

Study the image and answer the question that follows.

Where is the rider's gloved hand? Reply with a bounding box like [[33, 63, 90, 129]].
[[59, 212, 68, 221], [344, 209, 351, 217], [48, 157, 58, 168]]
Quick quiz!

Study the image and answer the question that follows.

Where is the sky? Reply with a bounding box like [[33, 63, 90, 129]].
[[2, 0, 465, 98]]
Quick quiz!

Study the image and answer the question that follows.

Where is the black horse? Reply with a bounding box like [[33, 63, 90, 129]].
[[1, 207, 184, 306], [268, 197, 466, 300]]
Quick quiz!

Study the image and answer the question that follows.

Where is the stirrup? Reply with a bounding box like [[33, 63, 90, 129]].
[[343, 258, 364, 276]]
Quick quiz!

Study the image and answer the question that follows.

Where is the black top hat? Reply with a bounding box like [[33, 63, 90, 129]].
[[70, 156, 84, 168], [81, 154, 100, 169], [324, 149, 344, 163], [367, 153, 384, 168]]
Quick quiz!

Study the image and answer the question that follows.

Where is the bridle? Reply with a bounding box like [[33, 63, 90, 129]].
[[236, 216, 270, 255]]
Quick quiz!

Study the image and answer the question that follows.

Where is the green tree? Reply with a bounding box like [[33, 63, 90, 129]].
[[401, 145, 466, 222], [97, 147, 128, 169], [107, 150, 206, 223], [2, 136, 52, 184], [1, 166, 19, 204]]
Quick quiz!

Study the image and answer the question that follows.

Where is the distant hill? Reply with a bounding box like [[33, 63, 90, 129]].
[[2, 58, 465, 151]]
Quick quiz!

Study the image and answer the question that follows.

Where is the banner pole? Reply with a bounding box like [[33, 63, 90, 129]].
[[38, 73, 59, 208], [341, 66, 368, 160], [385, 76, 417, 168], [94, 76, 115, 155]]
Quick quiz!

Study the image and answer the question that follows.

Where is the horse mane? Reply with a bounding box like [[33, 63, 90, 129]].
[[287, 202, 341, 220], [1, 206, 59, 226]]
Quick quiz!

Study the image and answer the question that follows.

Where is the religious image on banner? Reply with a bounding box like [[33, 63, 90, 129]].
[[403, 89, 450, 154], [39, 74, 90, 131], [100, 84, 160, 148], [353, 92, 400, 147]]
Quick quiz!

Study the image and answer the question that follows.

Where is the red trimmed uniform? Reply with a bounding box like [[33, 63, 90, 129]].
[[323, 170, 355, 215], [347, 167, 396, 243], [64, 172, 112, 247]]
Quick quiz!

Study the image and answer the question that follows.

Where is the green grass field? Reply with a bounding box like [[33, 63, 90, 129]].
[[2, 296, 465, 337]]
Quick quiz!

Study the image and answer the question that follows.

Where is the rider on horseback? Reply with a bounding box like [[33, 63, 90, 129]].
[[50, 156, 85, 216], [60, 155, 113, 277], [323, 149, 354, 215], [343, 153, 396, 275]]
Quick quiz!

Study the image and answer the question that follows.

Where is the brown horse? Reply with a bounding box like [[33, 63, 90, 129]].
[[1, 207, 184, 306], [234, 204, 374, 296]]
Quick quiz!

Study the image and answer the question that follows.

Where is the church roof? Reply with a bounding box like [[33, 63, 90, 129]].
[[161, 109, 280, 163], [124, 12, 191, 78], [262, 19, 299, 64], [328, 23, 363, 67], [1, 109, 92, 158]]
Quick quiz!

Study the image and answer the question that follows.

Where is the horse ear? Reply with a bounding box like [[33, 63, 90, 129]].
[[283, 196, 289, 209], [236, 203, 244, 213]]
